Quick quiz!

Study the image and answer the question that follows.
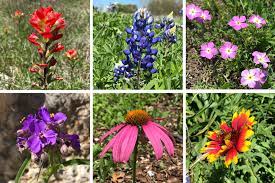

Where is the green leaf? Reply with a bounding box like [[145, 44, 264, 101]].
[[15, 156, 31, 183], [62, 159, 90, 166]]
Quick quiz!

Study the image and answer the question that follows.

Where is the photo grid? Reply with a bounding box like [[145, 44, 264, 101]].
[[0, 0, 274, 183]]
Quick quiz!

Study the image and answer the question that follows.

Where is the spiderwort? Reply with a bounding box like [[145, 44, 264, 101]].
[[252, 51, 270, 68], [228, 16, 248, 31], [200, 42, 218, 60], [16, 106, 80, 157], [249, 15, 266, 28], [219, 42, 238, 60], [114, 8, 160, 88], [27, 7, 66, 89], [240, 68, 267, 89]]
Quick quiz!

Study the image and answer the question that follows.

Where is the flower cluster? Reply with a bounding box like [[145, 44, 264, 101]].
[[65, 49, 78, 60], [99, 110, 174, 163], [240, 50, 270, 89], [200, 41, 238, 60], [27, 6, 66, 88], [201, 109, 256, 167], [155, 12, 177, 43], [228, 15, 266, 30], [17, 106, 80, 158], [186, 4, 212, 23], [113, 8, 160, 82]]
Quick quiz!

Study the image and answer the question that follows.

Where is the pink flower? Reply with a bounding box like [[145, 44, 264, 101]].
[[186, 4, 202, 20], [219, 42, 238, 60], [200, 42, 218, 60], [196, 10, 212, 23], [252, 51, 270, 68], [228, 16, 248, 31], [249, 15, 266, 28], [241, 68, 267, 89], [99, 110, 175, 163]]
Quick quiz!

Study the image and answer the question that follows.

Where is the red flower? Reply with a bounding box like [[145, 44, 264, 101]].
[[28, 33, 40, 46], [201, 109, 256, 167], [65, 49, 77, 60], [50, 43, 64, 53], [29, 6, 65, 39], [14, 10, 24, 18]]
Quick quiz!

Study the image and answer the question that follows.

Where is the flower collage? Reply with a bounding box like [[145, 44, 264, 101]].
[[0, 0, 274, 183]]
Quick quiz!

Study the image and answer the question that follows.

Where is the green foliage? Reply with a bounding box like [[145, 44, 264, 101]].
[[147, 0, 183, 16], [93, 93, 183, 181], [186, 93, 275, 182], [187, 0, 275, 89], [93, 11, 183, 89], [0, 0, 89, 89]]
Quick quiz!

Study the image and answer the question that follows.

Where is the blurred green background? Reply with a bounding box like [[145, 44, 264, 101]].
[[0, 0, 90, 89], [186, 93, 275, 183]]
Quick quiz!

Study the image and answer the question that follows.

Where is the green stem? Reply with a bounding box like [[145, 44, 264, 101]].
[[137, 60, 141, 89], [132, 140, 139, 183]]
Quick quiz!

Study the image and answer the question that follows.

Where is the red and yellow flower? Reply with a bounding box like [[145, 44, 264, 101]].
[[201, 109, 256, 167], [65, 49, 78, 60]]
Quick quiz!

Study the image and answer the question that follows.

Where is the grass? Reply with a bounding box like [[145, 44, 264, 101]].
[[186, 93, 275, 182], [0, 0, 90, 90], [93, 10, 183, 90], [187, 0, 275, 89], [93, 93, 183, 182]]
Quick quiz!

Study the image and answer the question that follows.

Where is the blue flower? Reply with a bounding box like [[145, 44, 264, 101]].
[[114, 8, 160, 83], [156, 12, 177, 43]]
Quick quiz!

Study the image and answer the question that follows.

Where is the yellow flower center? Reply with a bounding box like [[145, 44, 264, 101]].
[[125, 110, 151, 125]]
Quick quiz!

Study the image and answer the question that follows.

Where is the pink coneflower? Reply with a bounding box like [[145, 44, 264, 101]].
[[186, 4, 202, 20], [252, 51, 270, 68], [219, 42, 238, 60], [228, 16, 248, 31], [99, 110, 175, 163], [200, 42, 218, 60], [249, 15, 266, 28], [196, 10, 212, 23]]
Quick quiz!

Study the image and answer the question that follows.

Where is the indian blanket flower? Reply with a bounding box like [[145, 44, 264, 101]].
[[201, 109, 256, 167], [65, 49, 78, 60], [252, 51, 270, 68], [155, 12, 177, 43], [219, 42, 238, 60], [196, 10, 212, 23], [228, 16, 248, 31], [17, 106, 80, 157], [186, 4, 202, 20], [240, 68, 267, 89], [99, 110, 175, 163], [200, 42, 218, 60], [249, 15, 266, 28], [114, 8, 161, 83]]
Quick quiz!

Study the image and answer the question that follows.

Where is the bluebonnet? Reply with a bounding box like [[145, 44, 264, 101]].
[[114, 8, 161, 82], [17, 106, 80, 157], [155, 12, 177, 43]]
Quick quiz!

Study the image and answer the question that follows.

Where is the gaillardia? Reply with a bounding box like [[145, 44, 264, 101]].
[[201, 109, 256, 167], [99, 110, 175, 163]]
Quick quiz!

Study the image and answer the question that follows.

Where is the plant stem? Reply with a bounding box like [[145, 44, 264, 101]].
[[137, 60, 141, 89], [132, 140, 139, 183]]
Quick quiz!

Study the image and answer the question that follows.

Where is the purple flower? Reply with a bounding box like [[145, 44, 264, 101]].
[[200, 42, 218, 59], [196, 10, 212, 23], [249, 15, 266, 28], [252, 51, 270, 68], [219, 42, 238, 60], [17, 106, 80, 157], [228, 16, 248, 31], [186, 4, 202, 20], [241, 68, 267, 89]]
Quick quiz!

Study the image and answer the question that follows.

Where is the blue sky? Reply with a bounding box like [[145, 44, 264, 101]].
[[94, 0, 144, 9]]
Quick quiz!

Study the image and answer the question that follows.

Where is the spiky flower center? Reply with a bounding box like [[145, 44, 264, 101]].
[[125, 110, 151, 125]]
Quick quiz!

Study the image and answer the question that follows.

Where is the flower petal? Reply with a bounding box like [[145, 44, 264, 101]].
[[99, 123, 126, 143], [225, 148, 238, 167], [53, 112, 67, 124]]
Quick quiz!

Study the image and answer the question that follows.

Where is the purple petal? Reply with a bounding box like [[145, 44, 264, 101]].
[[53, 112, 67, 124], [43, 130, 57, 145], [27, 135, 42, 154], [38, 107, 51, 122]]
